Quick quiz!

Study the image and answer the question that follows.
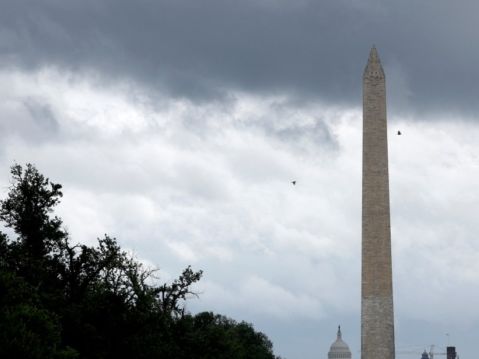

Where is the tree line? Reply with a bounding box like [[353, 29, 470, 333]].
[[0, 164, 281, 359]]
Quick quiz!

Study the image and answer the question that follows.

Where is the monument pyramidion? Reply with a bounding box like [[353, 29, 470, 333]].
[[361, 46, 395, 359]]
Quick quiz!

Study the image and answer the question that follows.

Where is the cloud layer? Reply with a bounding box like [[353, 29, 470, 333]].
[[1, 0, 479, 115]]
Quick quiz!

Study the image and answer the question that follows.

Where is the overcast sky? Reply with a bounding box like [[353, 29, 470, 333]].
[[1, 1, 478, 358]]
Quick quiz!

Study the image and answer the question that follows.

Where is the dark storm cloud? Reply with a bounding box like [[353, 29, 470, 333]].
[[1, 0, 479, 114]]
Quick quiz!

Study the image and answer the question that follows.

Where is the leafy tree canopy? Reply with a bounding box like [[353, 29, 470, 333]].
[[0, 163, 281, 359]]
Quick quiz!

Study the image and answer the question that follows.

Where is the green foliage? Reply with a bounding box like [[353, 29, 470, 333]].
[[180, 312, 276, 359], [0, 163, 65, 258], [0, 163, 280, 359]]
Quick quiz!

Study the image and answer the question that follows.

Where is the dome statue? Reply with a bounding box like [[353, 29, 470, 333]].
[[328, 326, 352, 359]]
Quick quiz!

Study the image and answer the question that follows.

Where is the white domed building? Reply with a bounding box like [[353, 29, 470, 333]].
[[328, 326, 352, 359]]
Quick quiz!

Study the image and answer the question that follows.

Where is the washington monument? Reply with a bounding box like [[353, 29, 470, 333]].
[[361, 47, 395, 359]]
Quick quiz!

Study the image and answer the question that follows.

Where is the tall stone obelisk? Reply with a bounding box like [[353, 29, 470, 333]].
[[361, 46, 395, 359]]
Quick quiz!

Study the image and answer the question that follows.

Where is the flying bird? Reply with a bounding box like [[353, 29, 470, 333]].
[[397, 130, 402, 135], [291, 181, 296, 185]]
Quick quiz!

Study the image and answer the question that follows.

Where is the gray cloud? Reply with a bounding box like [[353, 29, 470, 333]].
[[1, 0, 479, 114], [0, 98, 59, 144], [22, 99, 59, 132]]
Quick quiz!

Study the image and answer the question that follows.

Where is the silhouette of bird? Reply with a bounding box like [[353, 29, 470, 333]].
[[291, 181, 296, 185], [397, 130, 402, 135]]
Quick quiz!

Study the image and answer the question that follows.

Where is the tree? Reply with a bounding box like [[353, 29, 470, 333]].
[[0, 163, 279, 358], [0, 163, 65, 259]]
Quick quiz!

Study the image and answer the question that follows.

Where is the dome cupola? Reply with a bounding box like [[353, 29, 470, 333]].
[[328, 326, 352, 359]]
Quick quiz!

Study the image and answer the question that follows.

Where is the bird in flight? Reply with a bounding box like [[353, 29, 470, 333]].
[[291, 181, 296, 185], [397, 130, 402, 135]]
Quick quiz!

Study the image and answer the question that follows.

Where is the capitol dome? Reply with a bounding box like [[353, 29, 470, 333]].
[[328, 326, 352, 359]]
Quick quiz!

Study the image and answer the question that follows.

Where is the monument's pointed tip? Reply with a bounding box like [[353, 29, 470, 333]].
[[337, 325, 342, 339], [368, 46, 380, 63], [364, 45, 384, 78]]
